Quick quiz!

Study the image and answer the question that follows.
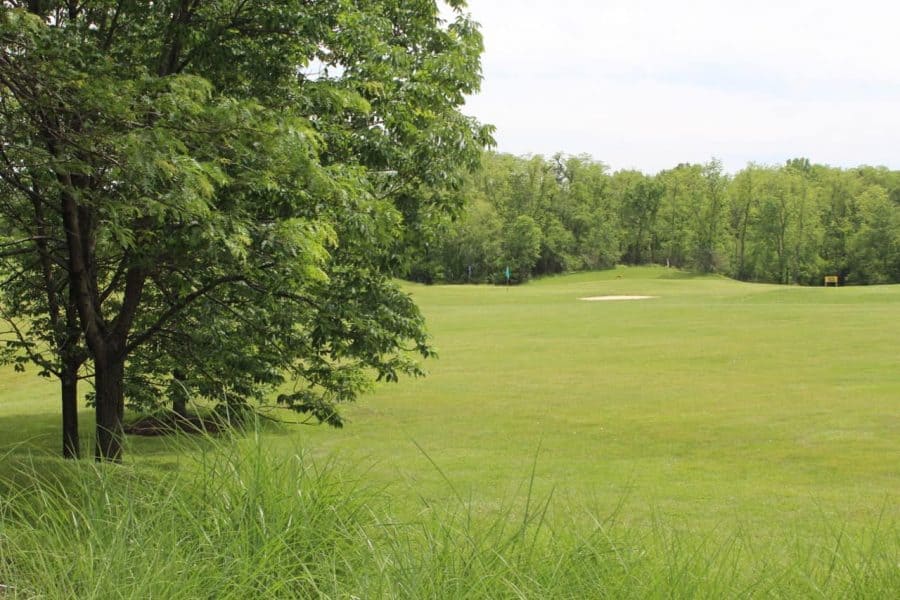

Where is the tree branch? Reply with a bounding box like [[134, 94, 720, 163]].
[[109, 264, 146, 347], [125, 273, 248, 354], [0, 304, 61, 378]]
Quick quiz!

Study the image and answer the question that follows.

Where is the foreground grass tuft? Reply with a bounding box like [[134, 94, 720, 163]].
[[1, 434, 896, 599], [0, 434, 371, 598]]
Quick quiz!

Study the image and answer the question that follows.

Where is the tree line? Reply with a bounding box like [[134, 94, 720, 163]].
[[409, 154, 900, 286]]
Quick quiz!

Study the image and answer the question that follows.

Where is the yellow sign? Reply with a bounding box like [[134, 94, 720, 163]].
[[824, 275, 839, 286]]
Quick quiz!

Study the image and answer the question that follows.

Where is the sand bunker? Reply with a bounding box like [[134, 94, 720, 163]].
[[579, 295, 657, 301]]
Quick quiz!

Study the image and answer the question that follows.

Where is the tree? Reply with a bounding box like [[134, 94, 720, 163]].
[[560, 155, 618, 270], [0, 1, 490, 460], [816, 168, 861, 282], [691, 160, 728, 272], [0, 199, 87, 458], [657, 164, 698, 269], [615, 171, 663, 265], [502, 215, 542, 282], [847, 185, 899, 283], [782, 162, 822, 285], [434, 199, 503, 283]]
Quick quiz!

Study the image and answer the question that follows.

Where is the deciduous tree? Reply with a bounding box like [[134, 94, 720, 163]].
[[0, 1, 489, 460]]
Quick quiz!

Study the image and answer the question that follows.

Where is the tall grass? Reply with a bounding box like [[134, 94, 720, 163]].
[[0, 433, 896, 599], [0, 432, 371, 598]]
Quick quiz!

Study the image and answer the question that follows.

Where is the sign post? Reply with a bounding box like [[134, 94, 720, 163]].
[[504, 266, 511, 288]]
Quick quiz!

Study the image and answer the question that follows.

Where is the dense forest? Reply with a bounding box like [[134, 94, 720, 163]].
[[408, 154, 900, 286]]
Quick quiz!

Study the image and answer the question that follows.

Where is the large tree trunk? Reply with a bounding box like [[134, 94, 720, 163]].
[[61, 363, 80, 459], [60, 186, 130, 462], [61, 279, 84, 459], [94, 355, 125, 462]]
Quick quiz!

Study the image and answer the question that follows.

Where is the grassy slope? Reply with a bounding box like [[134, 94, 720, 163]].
[[291, 266, 899, 541]]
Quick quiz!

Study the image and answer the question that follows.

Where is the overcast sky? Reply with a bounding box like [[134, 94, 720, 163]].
[[457, 0, 900, 173]]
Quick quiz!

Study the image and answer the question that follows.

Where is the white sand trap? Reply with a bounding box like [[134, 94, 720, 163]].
[[579, 295, 657, 301]]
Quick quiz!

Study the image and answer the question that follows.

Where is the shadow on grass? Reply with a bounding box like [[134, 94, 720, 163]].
[[0, 410, 66, 459], [0, 409, 217, 469], [0, 413, 343, 482]]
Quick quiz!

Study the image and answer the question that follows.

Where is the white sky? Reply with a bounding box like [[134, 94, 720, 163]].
[[456, 0, 900, 173]]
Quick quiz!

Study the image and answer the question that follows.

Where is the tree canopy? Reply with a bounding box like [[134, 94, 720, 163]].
[[0, 1, 492, 460], [410, 153, 900, 287]]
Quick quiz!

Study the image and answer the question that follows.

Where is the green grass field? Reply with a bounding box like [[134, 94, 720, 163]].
[[1, 266, 898, 597], [294, 267, 899, 535]]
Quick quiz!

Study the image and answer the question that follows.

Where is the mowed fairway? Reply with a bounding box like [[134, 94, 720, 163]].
[[1, 266, 897, 544], [297, 266, 899, 539]]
